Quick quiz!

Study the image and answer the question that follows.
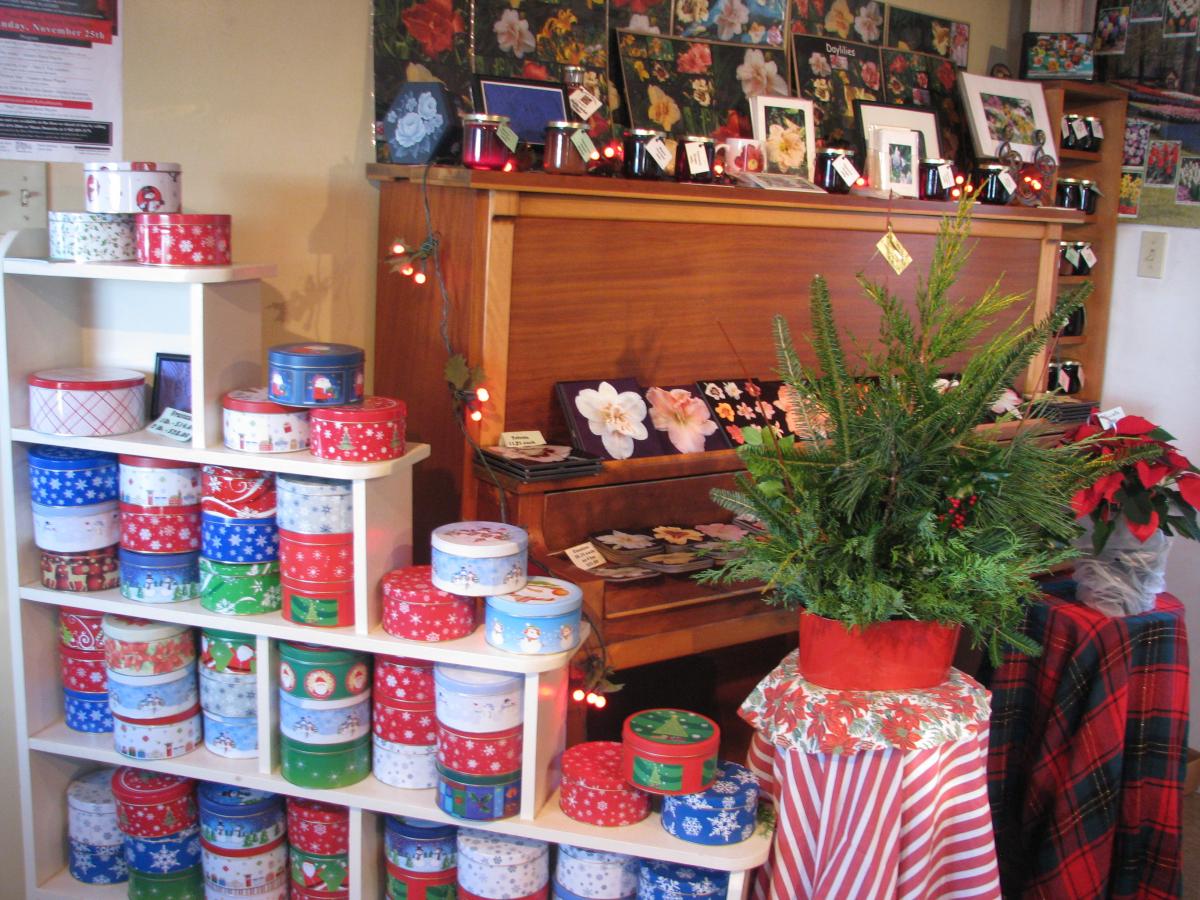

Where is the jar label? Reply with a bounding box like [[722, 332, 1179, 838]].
[[497, 123, 519, 152], [937, 164, 954, 189], [1081, 245, 1098, 268], [570, 129, 597, 161], [646, 137, 672, 170], [832, 155, 858, 186], [1090, 119, 1104, 139], [1071, 118, 1089, 141], [1060, 117, 1071, 139], [569, 88, 602, 121], [1064, 247, 1080, 267], [565, 542, 605, 570], [685, 141, 710, 175], [998, 170, 1017, 194]]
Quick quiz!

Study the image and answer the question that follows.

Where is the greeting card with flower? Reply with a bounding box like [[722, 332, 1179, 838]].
[[790, 34, 883, 147], [758, 380, 830, 440], [695, 379, 766, 446], [791, 0, 886, 45], [556, 379, 664, 460], [644, 385, 732, 454]]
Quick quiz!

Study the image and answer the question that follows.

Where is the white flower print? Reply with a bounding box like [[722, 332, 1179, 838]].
[[574, 381, 649, 460], [494, 9, 535, 58]]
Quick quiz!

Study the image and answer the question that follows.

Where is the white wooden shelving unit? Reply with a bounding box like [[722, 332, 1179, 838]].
[[0, 229, 771, 899]]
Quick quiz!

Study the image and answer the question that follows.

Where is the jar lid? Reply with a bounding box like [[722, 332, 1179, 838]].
[[111, 767, 195, 805], [28, 445, 116, 470], [101, 613, 190, 643], [385, 815, 455, 840], [120, 501, 199, 516], [626, 128, 665, 138], [922, 158, 952, 165], [663, 760, 760, 810], [682, 135, 714, 144], [222, 387, 307, 415], [1058, 176, 1082, 184], [136, 213, 230, 226], [561, 741, 627, 791], [461, 113, 509, 125], [977, 163, 1008, 172], [277, 473, 352, 496], [558, 844, 637, 866], [1083, 116, 1102, 122], [434, 663, 522, 695], [286, 796, 349, 824], [1061, 358, 1082, 366], [1062, 113, 1081, 119], [486, 576, 582, 617], [197, 783, 280, 815], [382, 565, 460, 604], [28, 367, 144, 391], [268, 342, 365, 367], [32, 499, 117, 518], [622, 708, 720, 756], [310, 396, 405, 424], [546, 120, 588, 130], [819, 147, 854, 157], [83, 161, 181, 172], [431, 521, 529, 558], [118, 454, 197, 470], [68, 768, 119, 813], [456, 828, 548, 866]]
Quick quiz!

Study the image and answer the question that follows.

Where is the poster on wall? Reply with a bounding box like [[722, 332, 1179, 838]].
[[0, 0, 123, 163]]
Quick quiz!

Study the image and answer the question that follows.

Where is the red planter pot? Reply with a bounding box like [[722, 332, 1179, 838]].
[[797, 611, 960, 691]]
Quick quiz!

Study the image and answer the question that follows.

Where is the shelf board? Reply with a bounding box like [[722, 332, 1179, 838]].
[[20, 585, 584, 674], [1059, 149, 1102, 162], [1058, 275, 1091, 284], [35, 868, 126, 899], [1056, 336, 1086, 346], [10, 428, 429, 480], [28, 723, 772, 872], [2, 258, 277, 283]]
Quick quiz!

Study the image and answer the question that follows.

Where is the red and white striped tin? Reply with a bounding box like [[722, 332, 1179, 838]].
[[42, 546, 121, 593], [437, 722, 522, 777], [120, 502, 201, 553], [309, 397, 407, 462], [374, 656, 435, 704], [285, 797, 349, 856], [136, 213, 231, 266], [111, 768, 197, 838], [374, 695, 437, 746], [560, 741, 651, 827], [28, 368, 145, 437], [381, 565, 475, 642], [59, 607, 106, 651], [60, 645, 107, 692], [279, 529, 353, 582], [201, 465, 276, 519], [118, 455, 201, 507]]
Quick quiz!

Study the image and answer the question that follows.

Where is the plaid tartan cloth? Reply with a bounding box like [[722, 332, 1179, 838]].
[[986, 589, 1189, 899]]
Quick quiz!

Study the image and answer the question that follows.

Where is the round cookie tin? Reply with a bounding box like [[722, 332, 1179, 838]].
[[457, 829, 548, 899], [200, 511, 279, 563], [119, 502, 201, 553], [32, 500, 120, 552], [202, 710, 259, 758], [430, 522, 529, 597], [484, 577, 582, 655], [118, 455, 201, 507], [60, 644, 106, 692], [197, 784, 285, 851], [555, 845, 639, 900], [119, 548, 201, 603], [201, 465, 276, 519], [200, 628, 256, 674], [68, 767, 123, 845], [102, 615, 195, 676], [436, 764, 521, 822], [560, 742, 650, 827], [59, 606, 106, 651], [381, 565, 476, 642], [375, 656, 435, 703], [65, 686, 115, 732], [107, 665, 198, 720], [635, 862, 728, 899], [309, 396, 407, 462], [660, 760, 759, 846], [286, 797, 350, 856], [279, 691, 371, 745], [28, 444, 117, 506], [69, 838, 129, 885], [127, 865, 205, 900], [28, 367, 145, 437], [267, 342, 365, 408], [385, 861, 456, 900], [199, 834, 287, 894], [437, 722, 522, 776], [83, 161, 182, 214], [49, 210, 136, 262], [282, 577, 354, 627], [279, 734, 371, 789], [124, 823, 202, 874], [621, 709, 720, 796], [433, 664, 523, 734], [113, 704, 203, 760], [111, 768, 197, 838], [373, 736, 438, 788], [278, 642, 370, 702], [135, 213, 231, 266], [276, 474, 353, 534], [199, 557, 282, 615], [384, 817, 456, 872], [288, 845, 350, 893], [42, 545, 121, 592], [373, 694, 436, 746], [222, 388, 311, 454], [198, 665, 257, 718], [279, 529, 353, 582]]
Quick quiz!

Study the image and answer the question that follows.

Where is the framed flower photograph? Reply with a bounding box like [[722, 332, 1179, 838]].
[[790, 0, 886, 45], [555, 379, 663, 460], [751, 96, 816, 177], [1119, 168, 1145, 217], [1163, 0, 1199, 36], [870, 127, 920, 197], [886, 7, 970, 68], [853, 100, 940, 159], [1145, 139, 1182, 185], [1093, 6, 1131, 54], [673, 0, 789, 47], [1018, 33, 1095, 81], [644, 385, 731, 454], [1176, 157, 1200, 204], [958, 72, 1056, 164], [474, 75, 569, 143], [695, 379, 765, 446], [791, 34, 883, 147], [1130, 0, 1164, 20], [1123, 120, 1153, 166]]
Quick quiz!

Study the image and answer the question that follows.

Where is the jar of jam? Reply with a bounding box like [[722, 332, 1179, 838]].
[[919, 158, 954, 201], [973, 162, 1014, 205], [1059, 241, 1094, 276], [1056, 176, 1082, 210], [674, 135, 715, 183], [1078, 179, 1101, 214], [815, 147, 856, 194], [1062, 114, 1085, 150], [563, 66, 585, 91], [623, 128, 670, 180], [1058, 305, 1086, 338], [543, 120, 590, 175], [1082, 117, 1104, 152], [461, 113, 514, 171]]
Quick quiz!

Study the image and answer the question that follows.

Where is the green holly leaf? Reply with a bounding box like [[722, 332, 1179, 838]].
[[444, 354, 471, 390], [469, 365, 487, 391]]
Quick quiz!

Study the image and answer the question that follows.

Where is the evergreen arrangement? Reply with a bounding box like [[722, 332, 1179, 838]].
[[698, 199, 1112, 662]]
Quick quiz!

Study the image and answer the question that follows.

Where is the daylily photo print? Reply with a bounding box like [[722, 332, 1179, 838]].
[[790, 0, 886, 45], [557, 378, 662, 460]]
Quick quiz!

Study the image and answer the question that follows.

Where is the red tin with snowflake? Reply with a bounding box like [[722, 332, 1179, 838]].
[[309, 396, 407, 462], [119, 502, 201, 553], [381, 565, 476, 642], [436, 722, 522, 777], [286, 797, 349, 855], [374, 695, 437, 746], [135, 213, 231, 266], [59, 606, 106, 651], [279, 529, 354, 583], [201, 465, 276, 519], [60, 645, 107, 692], [292, 887, 350, 900], [560, 741, 651, 826], [374, 656, 435, 704], [111, 767, 197, 838]]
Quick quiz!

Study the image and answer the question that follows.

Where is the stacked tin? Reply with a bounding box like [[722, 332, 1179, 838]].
[[102, 615, 200, 759], [200, 464, 281, 616], [381, 565, 476, 642], [118, 455, 201, 603], [660, 761, 760, 846], [621, 709, 720, 796], [67, 768, 127, 885], [484, 576, 583, 656], [559, 742, 650, 827], [309, 396, 407, 462], [430, 521, 529, 597], [279, 642, 371, 787], [287, 798, 351, 897], [457, 829, 549, 900], [373, 655, 438, 789], [222, 388, 311, 453], [554, 845, 640, 900], [199, 628, 259, 758], [267, 343, 365, 408], [277, 474, 355, 626], [59, 606, 113, 733], [49, 211, 136, 262], [434, 664, 524, 821], [198, 783, 289, 898], [384, 816, 457, 899], [111, 768, 204, 899], [28, 367, 146, 437], [635, 861, 729, 899]]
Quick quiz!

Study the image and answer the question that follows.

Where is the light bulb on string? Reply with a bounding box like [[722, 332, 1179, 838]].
[[572, 689, 585, 702]]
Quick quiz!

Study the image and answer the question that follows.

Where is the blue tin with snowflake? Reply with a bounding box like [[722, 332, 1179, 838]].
[[202, 709, 258, 758], [28, 445, 118, 507], [107, 666, 198, 720], [660, 760, 760, 846], [119, 548, 201, 603], [485, 576, 582, 655], [431, 521, 528, 597], [200, 511, 279, 563], [555, 844, 639, 900], [384, 815, 457, 872], [124, 822, 202, 874], [198, 665, 257, 717], [69, 837, 128, 884], [64, 687, 114, 733], [279, 690, 371, 745], [636, 861, 729, 899], [197, 783, 285, 851], [276, 474, 353, 534]]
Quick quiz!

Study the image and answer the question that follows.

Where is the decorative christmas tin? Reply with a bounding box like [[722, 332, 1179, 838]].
[[119, 456, 201, 507], [276, 475, 353, 534], [201, 465, 276, 518], [68, 768, 123, 846], [107, 666, 198, 720], [28, 367, 146, 437], [201, 511, 279, 563], [436, 764, 521, 822], [48, 212, 137, 262], [113, 704, 203, 760], [635, 862, 728, 899], [124, 823, 202, 874], [65, 686, 114, 732], [279, 691, 372, 745], [309, 397, 407, 462], [660, 760, 760, 845], [200, 835, 288, 893], [289, 846, 350, 893], [622, 709, 720, 796], [60, 645, 107, 692], [283, 577, 354, 627], [45, 546, 121, 591], [84, 162, 182, 214], [373, 735, 439, 789], [437, 722, 522, 776], [279, 643, 370, 701], [374, 695, 437, 745], [291, 886, 349, 900], [197, 784, 285, 851], [433, 664, 523, 733], [199, 557, 282, 615], [69, 838, 128, 885], [135, 213, 232, 266], [32, 500, 120, 552], [199, 665, 257, 718], [286, 797, 350, 855], [267, 343, 365, 408], [202, 710, 259, 758], [457, 830, 548, 899], [375, 656, 435, 703], [430, 522, 529, 596], [555, 845, 639, 900], [484, 577, 582, 655], [279, 734, 371, 788], [385, 861, 457, 900], [279, 529, 353, 582], [28, 444, 118, 506], [127, 865, 205, 900], [111, 768, 197, 838], [102, 615, 195, 675], [381, 565, 476, 642], [59, 606, 106, 650], [201, 628, 257, 674], [222, 389, 310, 454], [385, 817, 456, 871], [559, 742, 650, 827], [120, 503, 202, 553], [119, 548, 201, 602]]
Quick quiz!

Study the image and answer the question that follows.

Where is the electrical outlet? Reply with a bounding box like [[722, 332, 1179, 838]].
[[1138, 230, 1167, 279], [0, 162, 48, 232]]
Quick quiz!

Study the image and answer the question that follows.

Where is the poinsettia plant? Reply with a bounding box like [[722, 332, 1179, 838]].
[[1067, 413, 1200, 552]]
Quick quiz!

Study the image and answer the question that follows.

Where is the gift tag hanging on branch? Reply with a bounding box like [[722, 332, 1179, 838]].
[[876, 226, 912, 275]]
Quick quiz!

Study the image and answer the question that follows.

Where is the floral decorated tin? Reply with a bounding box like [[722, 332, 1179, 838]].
[[622, 709, 720, 796], [276, 474, 353, 534], [283, 577, 354, 627], [65, 686, 114, 732], [286, 797, 350, 855], [386, 861, 456, 900], [201, 511, 279, 563], [457, 830, 548, 899], [385, 817, 456, 872], [197, 784, 285, 851], [68, 768, 123, 846], [309, 397, 407, 462], [199, 557, 281, 615], [119, 455, 201, 507], [279, 529, 353, 582], [437, 722, 521, 776], [28, 367, 145, 437], [135, 213, 231, 266], [111, 768, 197, 838], [200, 628, 256, 674], [434, 664, 523, 734], [59, 606, 105, 650], [202, 710, 259, 758], [107, 665, 198, 720], [660, 760, 759, 846], [289, 845, 350, 893], [199, 665, 257, 718], [49, 210, 137, 262], [200, 835, 287, 894], [267, 343, 365, 407], [124, 823, 202, 874], [374, 735, 438, 789], [374, 694, 437, 746], [84, 161, 182, 213], [430, 522, 529, 597], [113, 704, 203, 760], [28, 444, 117, 506], [279, 691, 371, 745], [381, 565, 476, 642], [201, 465, 276, 518], [222, 388, 311, 453], [69, 838, 128, 885], [119, 548, 201, 602], [127, 865, 205, 899], [375, 656, 435, 703], [32, 500, 120, 552], [436, 765, 521, 822], [60, 645, 107, 692], [120, 502, 202, 553], [44, 545, 120, 591], [559, 742, 650, 827], [279, 642, 370, 702], [279, 734, 371, 789], [555, 845, 639, 900], [102, 614, 195, 676], [635, 862, 728, 899], [485, 577, 582, 655]]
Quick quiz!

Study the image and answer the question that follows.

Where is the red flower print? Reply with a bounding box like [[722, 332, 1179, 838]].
[[522, 61, 550, 80], [711, 109, 751, 140], [676, 42, 713, 74], [823, 691, 872, 722], [814, 713, 862, 754], [889, 55, 908, 75], [936, 61, 956, 92], [612, 0, 662, 12], [879, 717, 921, 750], [884, 701, 931, 730], [726, 424, 744, 443], [402, 0, 466, 58]]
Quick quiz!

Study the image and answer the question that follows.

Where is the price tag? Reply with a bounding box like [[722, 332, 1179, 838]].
[[685, 141, 710, 175], [1091, 119, 1104, 139], [646, 136, 672, 170], [1064, 246, 1080, 267], [569, 87, 602, 121], [1056, 367, 1072, 392], [832, 155, 859, 186], [499, 430, 546, 449], [1060, 118, 1070, 140], [998, 170, 1017, 194], [1081, 244, 1098, 268], [1071, 118, 1089, 140], [147, 408, 192, 443], [937, 164, 955, 189], [571, 129, 597, 160], [565, 542, 606, 570], [496, 123, 519, 152], [1097, 406, 1126, 430], [876, 228, 912, 275]]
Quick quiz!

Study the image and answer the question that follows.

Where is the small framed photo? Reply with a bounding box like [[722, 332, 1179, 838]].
[[870, 128, 921, 198], [958, 72, 1057, 164], [1019, 33, 1095, 81], [151, 353, 192, 418], [853, 100, 941, 160], [750, 96, 816, 179], [473, 75, 568, 145]]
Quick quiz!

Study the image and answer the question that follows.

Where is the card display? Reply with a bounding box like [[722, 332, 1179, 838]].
[[695, 379, 766, 446], [644, 385, 731, 454], [556, 379, 663, 460]]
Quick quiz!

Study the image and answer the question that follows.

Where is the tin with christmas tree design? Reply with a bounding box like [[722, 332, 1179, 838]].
[[660, 760, 760, 846], [111, 768, 197, 838], [289, 845, 350, 893], [278, 642, 370, 702], [200, 628, 256, 674], [279, 734, 371, 789], [127, 864, 205, 899], [621, 709, 720, 796], [283, 576, 354, 627], [197, 784, 285, 851], [386, 860, 457, 899], [119, 548, 201, 602], [309, 396, 407, 462], [199, 557, 281, 615]]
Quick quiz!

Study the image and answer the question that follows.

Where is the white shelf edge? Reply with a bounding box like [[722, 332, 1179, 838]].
[[28, 724, 773, 873], [34, 869, 126, 899], [21, 586, 585, 675], [2, 257, 278, 283]]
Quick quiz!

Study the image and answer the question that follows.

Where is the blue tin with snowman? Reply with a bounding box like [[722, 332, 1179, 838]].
[[430, 521, 528, 597], [384, 816, 457, 872], [107, 666, 198, 720], [278, 690, 371, 744], [196, 783, 285, 851], [485, 576, 582, 655], [660, 760, 760, 845], [201, 710, 259, 759], [118, 548, 200, 603]]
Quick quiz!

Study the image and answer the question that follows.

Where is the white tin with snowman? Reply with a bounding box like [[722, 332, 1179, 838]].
[[83, 162, 182, 213], [485, 576, 582, 655], [433, 663, 523, 734]]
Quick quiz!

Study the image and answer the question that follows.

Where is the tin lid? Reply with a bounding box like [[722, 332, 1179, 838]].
[[377, 654, 434, 670], [461, 113, 509, 125], [385, 815, 455, 841], [202, 627, 252, 644], [276, 473, 352, 496], [200, 833, 286, 858], [431, 521, 529, 559], [278, 529, 351, 547], [68, 768, 119, 813], [111, 767, 195, 805], [819, 147, 854, 157], [28, 445, 116, 471], [310, 396, 405, 424], [222, 387, 308, 415], [118, 454, 196, 470], [561, 741, 627, 792], [639, 861, 728, 893], [486, 576, 582, 617], [120, 501, 199, 517], [118, 547, 199, 568], [558, 844, 637, 866], [663, 760, 759, 811], [286, 796, 349, 824], [28, 367, 144, 391], [268, 342, 365, 368], [546, 120, 588, 130], [456, 828, 548, 866], [136, 213, 230, 226], [32, 499, 117, 518], [84, 161, 181, 172], [381, 565, 459, 605], [921, 158, 952, 165], [278, 641, 365, 666], [199, 664, 257, 685], [196, 782, 281, 816], [101, 613, 190, 644], [622, 708, 720, 756], [433, 663, 522, 695], [106, 665, 193, 687], [435, 761, 520, 786], [626, 128, 666, 138]]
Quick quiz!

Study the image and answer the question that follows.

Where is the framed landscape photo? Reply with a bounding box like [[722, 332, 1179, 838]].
[[751, 96, 817, 178], [958, 72, 1056, 164], [474, 75, 568, 144], [853, 100, 940, 160]]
